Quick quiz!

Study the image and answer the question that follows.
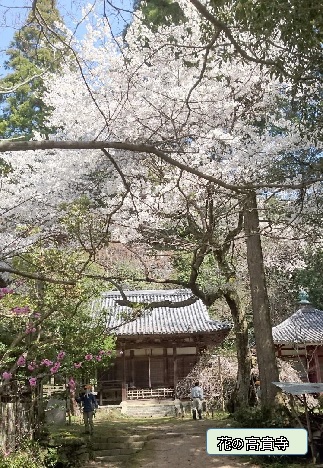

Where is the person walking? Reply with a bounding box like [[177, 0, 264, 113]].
[[76, 384, 98, 434], [191, 381, 203, 420]]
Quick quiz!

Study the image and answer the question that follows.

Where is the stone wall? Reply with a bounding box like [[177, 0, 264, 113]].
[[121, 399, 178, 417]]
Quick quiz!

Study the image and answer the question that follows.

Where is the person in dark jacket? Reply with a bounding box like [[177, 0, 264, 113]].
[[76, 384, 98, 434]]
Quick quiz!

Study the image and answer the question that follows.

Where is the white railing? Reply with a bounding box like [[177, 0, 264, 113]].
[[127, 387, 174, 400], [42, 385, 66, 397]]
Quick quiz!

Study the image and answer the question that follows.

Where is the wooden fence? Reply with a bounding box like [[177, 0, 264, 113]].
[[127, 387, 174, 400]]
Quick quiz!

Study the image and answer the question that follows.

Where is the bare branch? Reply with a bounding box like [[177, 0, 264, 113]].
[[188, 0, 287, 77]]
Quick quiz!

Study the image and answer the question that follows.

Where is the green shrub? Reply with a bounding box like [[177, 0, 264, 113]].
[[233, 404, 294, 428], [0, 440, 58, 468]]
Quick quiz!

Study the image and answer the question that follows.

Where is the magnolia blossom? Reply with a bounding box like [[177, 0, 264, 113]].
[[29, 377, 37, 387], [28, 361, 37, 371], [2, 372, 12, 380], [68, 377, 76, 390], [11, 306, 30, 315], [0, 288, 13, 299], [57, 351, 66, 361], [41, 359, 53, 367], [16, 355, 26, 367], [50, 362, 60, 374]]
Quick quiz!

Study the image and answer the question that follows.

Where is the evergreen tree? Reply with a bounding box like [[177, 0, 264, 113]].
[[292, 249, 323, 310], [0, 0, 71, 140]]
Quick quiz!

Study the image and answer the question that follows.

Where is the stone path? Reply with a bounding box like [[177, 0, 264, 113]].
[[85, 419, 261, 468], [133, 420, 260, 468]]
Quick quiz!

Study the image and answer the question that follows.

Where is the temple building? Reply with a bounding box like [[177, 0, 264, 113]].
[[93, 289, 231, 404], [272, 295, 323, 383]]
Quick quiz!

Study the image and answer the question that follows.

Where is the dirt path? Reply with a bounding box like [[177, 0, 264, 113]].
[[130, 420, 261, 468]]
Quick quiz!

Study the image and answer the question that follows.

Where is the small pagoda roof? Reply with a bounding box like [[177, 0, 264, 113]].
[[93, 289, 231, 337], [272, 305, 323, 344]]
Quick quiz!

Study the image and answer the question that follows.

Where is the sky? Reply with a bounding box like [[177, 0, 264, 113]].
[[0, 0, 133, 75]]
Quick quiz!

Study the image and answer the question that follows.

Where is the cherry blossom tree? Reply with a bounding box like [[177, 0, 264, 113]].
[[0, 1, 322, 408]]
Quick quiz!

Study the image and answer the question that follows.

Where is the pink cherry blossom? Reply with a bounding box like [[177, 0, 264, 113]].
[[85, 354, 93, 361], [74, 362, 82, 368]]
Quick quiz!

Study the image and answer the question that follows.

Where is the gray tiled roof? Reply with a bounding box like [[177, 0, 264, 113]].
[[272, 306, 323, 344], [92, 289, 231, 336]]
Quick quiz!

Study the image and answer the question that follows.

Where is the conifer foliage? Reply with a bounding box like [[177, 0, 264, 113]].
[[0, 0, 70, 140]]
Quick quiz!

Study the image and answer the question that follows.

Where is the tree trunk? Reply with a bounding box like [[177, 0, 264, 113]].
[[213, 247, 251, 410], [243, 191, 279, 405], [224, 290, 252, 409]]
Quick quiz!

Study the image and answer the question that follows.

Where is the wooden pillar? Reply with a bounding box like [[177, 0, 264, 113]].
[[121, 349, 127, 401], [306, 346, 317, 382], [148, 353, 152, 388], [130, 350, 135, 386], [122, 349, 126, 383], [314, 347, 321, 382], [173, 346, 178, 390], [163, 348, 168, 386]]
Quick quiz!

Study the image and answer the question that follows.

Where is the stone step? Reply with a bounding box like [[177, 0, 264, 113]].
[[94, 446, 142, 457], [92, 440, 145, 450], [94, 454, 132, 463], [92, 434, 146, 442], [84, 462, 122, 468]]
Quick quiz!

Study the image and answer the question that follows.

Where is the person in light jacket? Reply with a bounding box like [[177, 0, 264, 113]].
[[191, 381, 203, 420]]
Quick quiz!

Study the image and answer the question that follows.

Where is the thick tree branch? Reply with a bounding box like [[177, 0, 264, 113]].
[[1, 139, 321, 192], [0, 266, 76, 285]]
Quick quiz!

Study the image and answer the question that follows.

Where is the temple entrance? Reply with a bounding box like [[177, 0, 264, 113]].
[[133, 359, 149, 387]]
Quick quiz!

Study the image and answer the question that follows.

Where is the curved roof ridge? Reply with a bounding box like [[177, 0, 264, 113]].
[[102, 288, 192, 297], [93, 289, 231, 336], [273, 306, 323, 344]]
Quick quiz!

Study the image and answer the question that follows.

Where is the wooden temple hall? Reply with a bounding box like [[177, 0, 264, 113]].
[[272, 296, 323, 383], [92, 290, 231, 404]]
